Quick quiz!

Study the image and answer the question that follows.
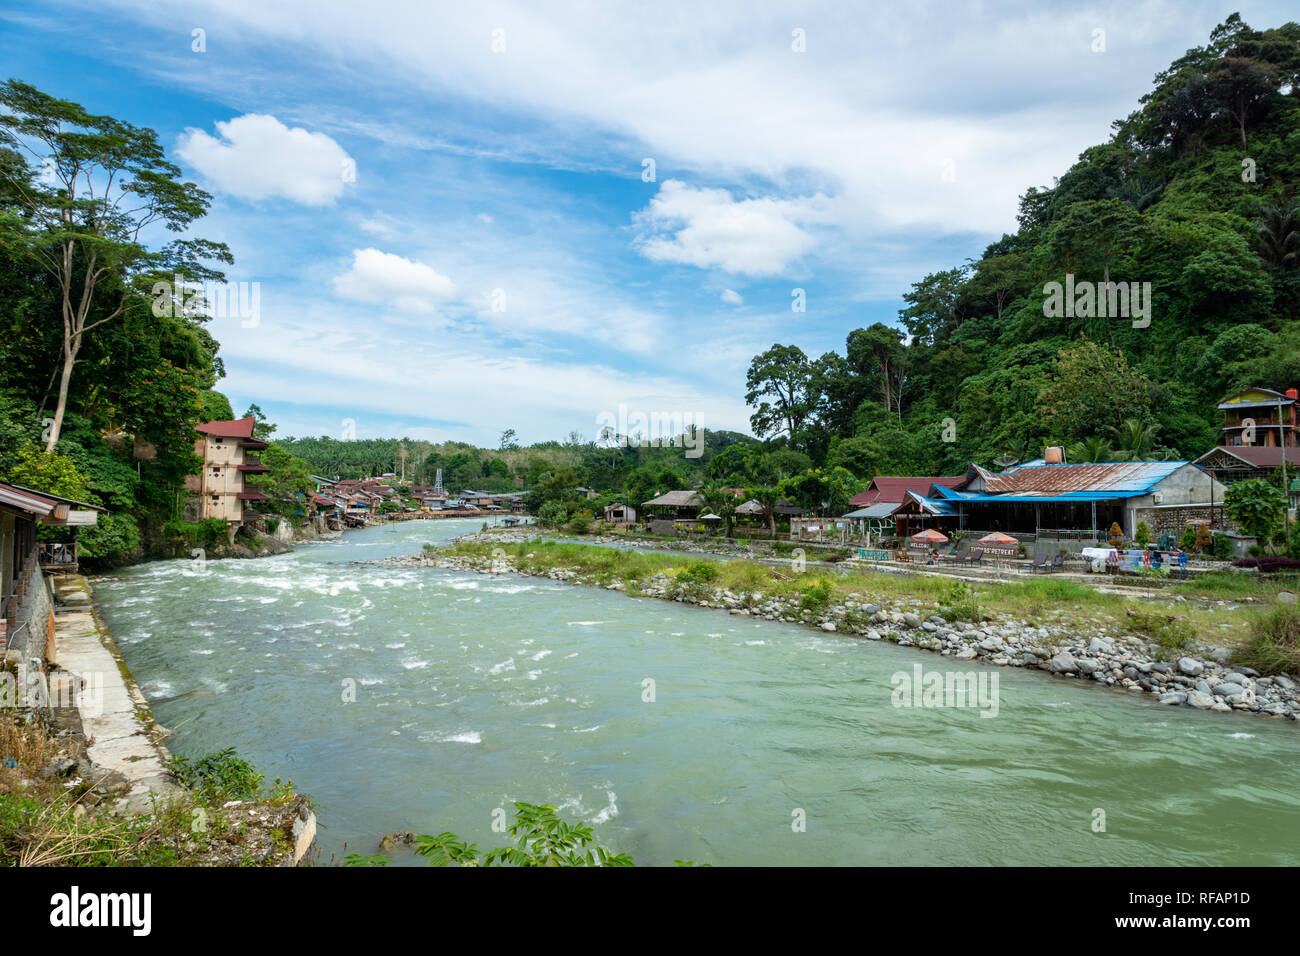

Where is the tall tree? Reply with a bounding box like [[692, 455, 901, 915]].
[[745, 344, 815, 442], [0, 80, 229, 450]]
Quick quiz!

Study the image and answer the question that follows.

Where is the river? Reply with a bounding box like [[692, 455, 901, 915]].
[[91, 519, 1300, 865]]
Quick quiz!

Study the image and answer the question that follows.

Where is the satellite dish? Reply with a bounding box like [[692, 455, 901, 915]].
[[992, 454, 1019, 469]]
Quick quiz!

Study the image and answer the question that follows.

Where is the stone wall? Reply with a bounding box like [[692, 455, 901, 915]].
[[4, 567, 53, 664], [1132, 504, 1227, 539]]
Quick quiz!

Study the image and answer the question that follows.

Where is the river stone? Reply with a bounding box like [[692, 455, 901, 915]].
[[1212, 683, 1245, 698], [1088, 637, 1114, 655], [1210, 647, 1231, 664], [864, 629, 882, 641], [1222, 672, 1248, 685], [978, 636, 1005, 652], [1076, 658, 1102, 675], [1237, 666, 1260, 678], [820, 622, 837, 632], [1177, 657, 1204, 677], [1274, 674, 1297, 691], [1048, 651, 1078, 674], [1159, 692, 1187, 705], [954, 648, 977, 660], [902, 612, 921, 628], [1186, 690, 1214, 709], [1195, 680, 1211, 694]]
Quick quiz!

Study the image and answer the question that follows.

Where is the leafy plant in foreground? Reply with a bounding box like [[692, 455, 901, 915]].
[[170, 748, 264, 801], [402, 802, 635, 867]]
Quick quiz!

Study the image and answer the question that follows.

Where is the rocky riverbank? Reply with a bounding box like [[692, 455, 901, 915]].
[[365, 546, 1300, 724]]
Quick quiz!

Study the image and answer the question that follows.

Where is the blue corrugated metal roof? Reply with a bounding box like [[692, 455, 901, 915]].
[[911, 461, 1195, 511]]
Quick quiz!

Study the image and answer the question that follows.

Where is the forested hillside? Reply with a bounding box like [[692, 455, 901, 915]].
[[741, 14, 1300, 478]]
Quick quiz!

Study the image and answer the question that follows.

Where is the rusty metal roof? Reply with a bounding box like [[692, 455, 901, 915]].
[[0, 481, 57, 516], [969, 460, 1188, 496]]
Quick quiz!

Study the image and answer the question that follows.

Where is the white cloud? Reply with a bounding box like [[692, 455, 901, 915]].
[[720, 289, 743, 305], [634, 180, 827, 276], [358, 214, 399, 238], [331, 248, 456, 312], [177, 113, 353, 205]]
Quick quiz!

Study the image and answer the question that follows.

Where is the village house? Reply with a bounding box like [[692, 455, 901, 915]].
[[183, 417, 270, 527], [1214, 387, 1298, 448], [1193, 387, 1299, 504], [893, 454, 1227, 549], [604, 502, 636, 523], [1, 480, 102, 663], [843, 476, 968, 535], [734, 498, 806, 527], [641, 490, 702, 534]]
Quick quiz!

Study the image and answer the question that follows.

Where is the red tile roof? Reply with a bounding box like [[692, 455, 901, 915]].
[[849, 476, 966, 508], [196, 417, 257, 439]]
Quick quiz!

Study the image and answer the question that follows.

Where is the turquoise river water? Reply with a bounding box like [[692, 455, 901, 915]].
[[92, 519, 1300, 865]]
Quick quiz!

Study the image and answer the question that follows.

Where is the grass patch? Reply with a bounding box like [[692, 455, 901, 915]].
[[0, 717, 305, 867], [446, 538, 1256, 647], [1232, 605, 1300, 676], [1123, 606, 1196, 656]]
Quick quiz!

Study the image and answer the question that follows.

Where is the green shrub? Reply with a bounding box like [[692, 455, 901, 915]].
[[567, 509, 594, 534], [1135, 522, 1151, 548], [938, 580, 981, 622], [163, 517, 228, 546], [1180, 525, 1198, 553], [1211, 533, 1234, 561], [536, 501, 568, 528], [675, 561, 719, 584], [170, 747, 264, 801], [799, 578, 835, 613]]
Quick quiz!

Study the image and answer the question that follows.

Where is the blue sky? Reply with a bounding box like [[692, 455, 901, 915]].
[[2, 0, 1294, 445]]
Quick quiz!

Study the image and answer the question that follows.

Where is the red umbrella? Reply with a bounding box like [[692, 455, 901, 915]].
[[978, 532, 1019, 545], [911, 528, 949, 544]]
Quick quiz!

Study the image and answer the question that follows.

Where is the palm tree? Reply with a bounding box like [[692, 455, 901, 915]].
[[1256, 200, 1300, 271], [1109, 419, 1158, 461], [744, 485, 783, 535], [1067, 436, 1115, 463], [697, 483, 738, 538]]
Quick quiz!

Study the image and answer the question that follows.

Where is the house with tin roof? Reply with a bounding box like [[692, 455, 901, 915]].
[[0, 480, 103, 661], [894, 455, 1227, 549], [1193, 387, 1299, 498]]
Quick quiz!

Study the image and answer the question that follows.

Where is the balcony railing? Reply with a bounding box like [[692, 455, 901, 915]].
[[38, 541, 78, 569]]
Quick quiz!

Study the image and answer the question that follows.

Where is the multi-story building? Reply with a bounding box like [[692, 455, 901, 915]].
[[184, 417, 270, 524], [1216, 386, 1299, 448], [1194, 387, 1300, 488]]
